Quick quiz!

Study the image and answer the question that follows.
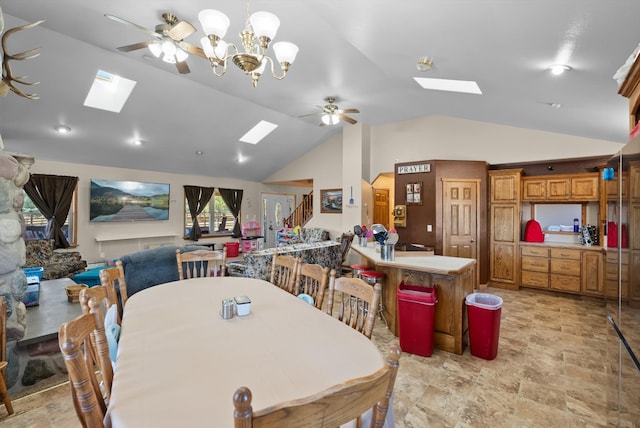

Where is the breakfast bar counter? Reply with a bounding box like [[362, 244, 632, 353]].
[[351, 243, 477, 354]]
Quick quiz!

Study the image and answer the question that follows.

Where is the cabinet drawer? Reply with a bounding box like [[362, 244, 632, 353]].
[[521, 271, 548, 288], [606, 279, 629, 299], [521, 246, 548, 257], [521, 256, 549, 272], [550, 259, 581, 276], [550, 274, 580, 292], [606, 251, 630, 264], [606, 264, 629, 281], [550, 248, 581, 260]]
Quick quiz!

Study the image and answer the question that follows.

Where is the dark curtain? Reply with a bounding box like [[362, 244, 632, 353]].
[[218, 188, 243, 238], [23, 174, 78, 249], [184, 185, 215, 241]]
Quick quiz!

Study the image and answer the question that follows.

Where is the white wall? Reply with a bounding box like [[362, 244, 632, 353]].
[[30, 160, 267, 263]]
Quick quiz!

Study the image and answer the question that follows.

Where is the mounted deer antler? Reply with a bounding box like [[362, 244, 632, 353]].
[[0, 19, 44, 99]]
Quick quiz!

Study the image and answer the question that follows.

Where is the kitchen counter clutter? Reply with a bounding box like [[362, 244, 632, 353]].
[[351, 243, 476, 355]]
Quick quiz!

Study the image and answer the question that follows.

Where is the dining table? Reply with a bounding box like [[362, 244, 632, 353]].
[[103, 276, 390, 428]]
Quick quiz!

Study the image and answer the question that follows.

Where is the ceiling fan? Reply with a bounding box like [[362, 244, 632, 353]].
[[301, 97, 360, 126], [105, 13, 205, 74]]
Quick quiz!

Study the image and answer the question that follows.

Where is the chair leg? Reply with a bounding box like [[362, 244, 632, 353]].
[[0, 374, 14, 415]]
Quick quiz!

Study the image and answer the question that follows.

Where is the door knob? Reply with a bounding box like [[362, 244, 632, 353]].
[[470, 239, 476, 242]]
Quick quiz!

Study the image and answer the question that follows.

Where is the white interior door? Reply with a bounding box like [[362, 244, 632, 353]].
[[262, 193, 295, 248]]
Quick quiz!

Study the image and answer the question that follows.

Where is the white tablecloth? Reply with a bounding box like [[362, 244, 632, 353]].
[[104, 277, 386, 428]]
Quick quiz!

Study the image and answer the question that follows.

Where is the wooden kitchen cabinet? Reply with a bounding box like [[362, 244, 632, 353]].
[[521, 173, 599, 202], [489, 169, 521, 290], [582, 251, 604, 296], [520, 244, 603, 295], [549, 248, 581, 293], [605, 250, 629, 299]]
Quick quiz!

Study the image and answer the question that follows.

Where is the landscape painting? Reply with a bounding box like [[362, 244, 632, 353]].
[[320, 189, 342, 213], [90, 179, 170, 222]]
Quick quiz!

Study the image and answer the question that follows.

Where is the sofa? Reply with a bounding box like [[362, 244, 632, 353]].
[[242, 228, 341, 281], [118, 244, 210, 297], [23, 239, 87, 280]]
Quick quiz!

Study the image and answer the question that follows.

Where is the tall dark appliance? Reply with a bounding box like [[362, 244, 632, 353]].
[[605, 143, 640, 425]]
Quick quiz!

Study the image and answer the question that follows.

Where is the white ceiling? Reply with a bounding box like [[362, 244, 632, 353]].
[[0, 1, 638, 182]]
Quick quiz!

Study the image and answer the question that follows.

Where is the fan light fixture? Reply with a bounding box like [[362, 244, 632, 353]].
[[198, 2, 298, 87], [322, 113, 340, 126]]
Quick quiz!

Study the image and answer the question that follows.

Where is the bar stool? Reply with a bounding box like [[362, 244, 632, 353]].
[[349, 264, 371, 279], [359, 270, 388, 328]]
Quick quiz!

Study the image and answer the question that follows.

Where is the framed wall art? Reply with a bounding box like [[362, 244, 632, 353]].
[[320, 188, 342, 213], [406, 182, 422, 205]]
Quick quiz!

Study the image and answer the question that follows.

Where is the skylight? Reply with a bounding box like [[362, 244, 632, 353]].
[[239, 120, 278, 144], [413, 77, 482, 95], [83, 70, 136, 113]]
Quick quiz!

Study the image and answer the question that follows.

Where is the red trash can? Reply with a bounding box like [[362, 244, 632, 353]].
[[397, 282, 437, 357], [224, 242, 240, 257], [466, 293, 503, 360]]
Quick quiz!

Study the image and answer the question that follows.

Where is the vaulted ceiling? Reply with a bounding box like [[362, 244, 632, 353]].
[[1, 1, 637, 181]]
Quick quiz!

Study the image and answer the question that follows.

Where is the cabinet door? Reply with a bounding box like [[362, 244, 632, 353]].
[[631, 163, 640, 202], [571, 176, 599, 201], [522, 179, 546, 201], [490, 173, 519, 203], [581, 251, 603, 296], [547, 178, 571, 200]]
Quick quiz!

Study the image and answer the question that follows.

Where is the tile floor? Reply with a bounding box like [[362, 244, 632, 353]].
[[0, 286, 636, 427]]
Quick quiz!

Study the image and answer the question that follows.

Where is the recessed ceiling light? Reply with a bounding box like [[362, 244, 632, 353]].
[[55, 125, 71, 134], [195, 150, 204, 155], [413, 77, 482, 94], [548, 102, 562, 109], [133, 139, 143, 146], [548, 64, 571, 75]]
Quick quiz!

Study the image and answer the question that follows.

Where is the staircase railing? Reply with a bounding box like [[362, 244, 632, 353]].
[[286, 191, 313, 227]]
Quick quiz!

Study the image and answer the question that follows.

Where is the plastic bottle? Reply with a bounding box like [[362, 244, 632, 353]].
[[573, 218, 579, 233]]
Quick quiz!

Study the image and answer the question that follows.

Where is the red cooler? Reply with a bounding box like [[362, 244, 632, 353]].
[[224, 242, 240, 257], [466, 293, 503, 360], [396, 282, 437, 357]]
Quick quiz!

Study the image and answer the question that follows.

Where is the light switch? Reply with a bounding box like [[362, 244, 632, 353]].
[[427, 225, 433, 232]]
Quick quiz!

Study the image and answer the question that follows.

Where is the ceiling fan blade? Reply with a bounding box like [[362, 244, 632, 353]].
[[117, 40, 152, 52], [339, 114, 357, 125], [176, 60, 190, 74], [105, 14, 162, 39], [178, 41, 207, 59], [168, 21, 196, 41], [341, 108, 360, 114], [298, 112, 321, 118]]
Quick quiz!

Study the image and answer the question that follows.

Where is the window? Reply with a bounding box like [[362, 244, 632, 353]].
[[184, 191, 237, 238], [22, 190, 78, 245]]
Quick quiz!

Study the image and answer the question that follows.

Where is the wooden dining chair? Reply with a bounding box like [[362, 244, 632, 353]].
[[99, 261, 129, 318], [0, 297, 13, 416], [269, 252, 299, 294], [294, 263, 334, 309], [176, 248, 227, 279], [59, 307, 114, 428], [79, 285, 115, 319], [326, 276, 382, 339], [233, 344, 401, 428], [339, 232, 354, 276]]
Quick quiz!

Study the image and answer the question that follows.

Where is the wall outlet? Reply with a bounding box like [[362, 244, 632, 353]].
[[427, 224, 433, 232], [100, 252, 105, 259]]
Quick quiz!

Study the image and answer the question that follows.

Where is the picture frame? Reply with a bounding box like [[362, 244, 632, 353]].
[[320, 188, 343, 213], [90, 179, 170, 222], [406, 181, 423, 205]]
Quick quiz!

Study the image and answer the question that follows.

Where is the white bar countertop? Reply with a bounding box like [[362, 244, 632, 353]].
[[351, 243, 476, 275]]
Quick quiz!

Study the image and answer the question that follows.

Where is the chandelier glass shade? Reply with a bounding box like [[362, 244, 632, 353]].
[[198, 8, 298, 87]]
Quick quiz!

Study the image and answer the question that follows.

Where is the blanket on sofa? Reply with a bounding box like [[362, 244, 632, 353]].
[[119, 245, 209, 296]]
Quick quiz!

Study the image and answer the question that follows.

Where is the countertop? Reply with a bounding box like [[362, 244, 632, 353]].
[[351, 243, 476, 275]]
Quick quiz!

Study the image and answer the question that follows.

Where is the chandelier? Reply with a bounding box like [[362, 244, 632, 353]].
[[198, 4, 298, 87]]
